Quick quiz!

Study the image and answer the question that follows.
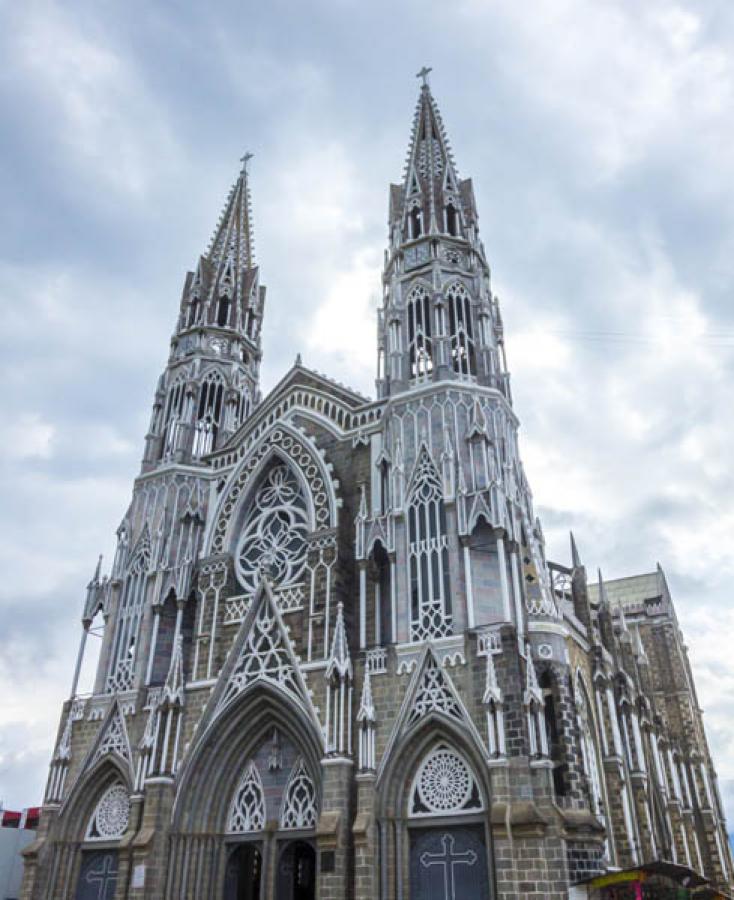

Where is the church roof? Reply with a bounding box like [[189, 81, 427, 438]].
[[587, 571, 663, 610]]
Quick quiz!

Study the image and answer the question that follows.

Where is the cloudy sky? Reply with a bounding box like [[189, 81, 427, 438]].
[[1, 0, 734, 837]]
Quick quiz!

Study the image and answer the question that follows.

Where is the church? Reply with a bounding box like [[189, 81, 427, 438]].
[[21, 75, 734, 900]]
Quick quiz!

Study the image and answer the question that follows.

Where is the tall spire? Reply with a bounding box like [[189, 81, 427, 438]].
[[142, 157, 266, 471], [205, 152, 255, 279], [393, 74, 469, 239], [379, 73, 501, 400], [175, 154, 264, 344]]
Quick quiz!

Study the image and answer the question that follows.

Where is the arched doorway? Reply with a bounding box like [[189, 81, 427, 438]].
[[74, 779, 130, 900], [224, 843, 262, 900], [277, 840, 316, 900], [405, 743, 492, 900]]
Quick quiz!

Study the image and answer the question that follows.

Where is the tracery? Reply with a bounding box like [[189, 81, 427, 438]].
[[235, 462, 309, 594], [86, 783, 130, 841], [409, 745, 483, 817], [280, 758, 318, 830]]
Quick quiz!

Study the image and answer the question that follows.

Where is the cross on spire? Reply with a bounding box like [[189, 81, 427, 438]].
[[240, 151, 253, 173], [416, 65, 432, 88]]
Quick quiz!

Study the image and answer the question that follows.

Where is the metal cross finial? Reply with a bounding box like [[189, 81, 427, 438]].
[[240, 151, 254, 173], [416, 66, 432, 88]]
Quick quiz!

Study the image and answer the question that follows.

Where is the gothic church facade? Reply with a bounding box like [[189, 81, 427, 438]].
[[21, 78, 734, 900]]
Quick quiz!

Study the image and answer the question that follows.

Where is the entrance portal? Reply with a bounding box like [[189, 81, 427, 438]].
[[75, 851, 119, 900], [224, 843, 262, 900], [277, 840, 316, 900], [409, 827, 489, 900]]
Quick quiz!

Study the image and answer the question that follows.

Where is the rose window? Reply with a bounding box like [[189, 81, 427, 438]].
[[235, 464, 309, 592], [86, 783, 130, 840], [410, 745, 483, 817]]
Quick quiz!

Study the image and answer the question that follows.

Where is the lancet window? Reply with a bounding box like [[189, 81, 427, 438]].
[[235, 462, 309, 594], [408, 202, 423, 239], [407, 286, 433, 379], [228, 761, 266, 833], [409, 745, 483, 817], [280, 758, 318, 830], [187, 297, 201, 327], [234, 387, 251, 429], [107, 541, 150, 693], [445, 202, 460, 237], [216, 295, 231, 327], [540, 671, 567, 797], [161, 377, 187, 459], [86, 783, 130, 841], [408, 450, 451, 641], [447, 283, 475, 377], [192, 371, 224, 457], [575, 676, 604, 817]]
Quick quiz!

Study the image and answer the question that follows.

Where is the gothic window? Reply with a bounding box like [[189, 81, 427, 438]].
[[187, 298, 201, 327], [379, 459, 390, 514], [235, 462, 309, 594], [217, 295, 231, 327], [409, 745, 483, 817], [161, 377, 187, 459], [228, 761, 266, 833], [370, 541, 391, 645], [409, 203, 423, 239], [192, 371, 224, 457], [447, 283, 476, 377], [235, 388, 251, 429], [575, 676, 604, 817], [388, 319, 401, 354], [445, 202, 459, 237], [540, 671, 567, 798], [245, 310, 257, 339], [280, 758, 318, 830], [86, 783, 130, 841], [407, 286, 433, 379], [408, 450, 451, 641], [107, 542, 149, 693]]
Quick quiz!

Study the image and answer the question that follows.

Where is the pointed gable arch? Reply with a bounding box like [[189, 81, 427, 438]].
[[55, 751, 133, 841], [58, 702, 134, 819], [207, 421, 338, 556], [377, 646, 487, 786], [171, 657, 324, 834], [188, 580, 322, 747]]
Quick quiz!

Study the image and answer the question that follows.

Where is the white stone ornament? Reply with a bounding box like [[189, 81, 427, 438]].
[[86, 783, 130, 840], [410, 746, 483, 817], [280, 758, 317, 830], [235, 463, 308, 593], [228, 761, 265, 833]]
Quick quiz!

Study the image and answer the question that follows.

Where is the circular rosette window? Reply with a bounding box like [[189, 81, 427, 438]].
[[410, 745, 484, 817], [235, 463, 309, 592]]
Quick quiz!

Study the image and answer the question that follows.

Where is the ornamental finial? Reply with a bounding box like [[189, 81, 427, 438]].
[[416, 66, 432, 88], [240, 151, 254, 174]]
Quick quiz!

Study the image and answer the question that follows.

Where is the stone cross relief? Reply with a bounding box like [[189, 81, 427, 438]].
[[419, 833, 477, 899]]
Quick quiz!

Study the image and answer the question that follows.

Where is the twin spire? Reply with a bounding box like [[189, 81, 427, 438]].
[[205, 153, 255, 276], [391, 68, 475, 241]]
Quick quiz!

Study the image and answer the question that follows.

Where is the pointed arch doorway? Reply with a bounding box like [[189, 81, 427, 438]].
[[277, 840, 316, 900], [224, 843, 263, 900]]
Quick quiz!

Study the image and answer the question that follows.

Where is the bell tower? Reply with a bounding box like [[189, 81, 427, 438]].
[[142, 154, 265, 471]]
